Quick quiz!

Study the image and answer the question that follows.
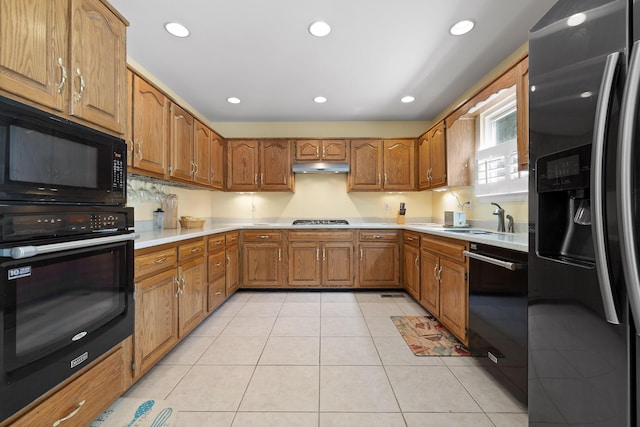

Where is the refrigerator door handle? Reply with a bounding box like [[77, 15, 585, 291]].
[[618, 40, 640, 333], [591, 51, 621, 325]]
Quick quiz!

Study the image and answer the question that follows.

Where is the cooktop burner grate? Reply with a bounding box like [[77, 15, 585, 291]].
[[292, 219, 349, 225]]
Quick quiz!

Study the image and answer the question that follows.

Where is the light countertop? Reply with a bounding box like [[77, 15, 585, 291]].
[[135, 222, 528, 252]]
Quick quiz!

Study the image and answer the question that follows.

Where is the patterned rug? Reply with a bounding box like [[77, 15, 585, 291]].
[[90, 398, 177, 427], [391, 315, 470, 356]]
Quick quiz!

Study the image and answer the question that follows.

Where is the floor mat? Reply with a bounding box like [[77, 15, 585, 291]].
[[391, 315, 471, 356], [90, 397, 177, 427]]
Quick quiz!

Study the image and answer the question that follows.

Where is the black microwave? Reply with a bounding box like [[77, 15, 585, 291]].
[[0, 96, 126, 205]]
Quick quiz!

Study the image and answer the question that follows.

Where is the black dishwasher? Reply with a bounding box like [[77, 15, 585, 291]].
[[464, 243, 528, 405]]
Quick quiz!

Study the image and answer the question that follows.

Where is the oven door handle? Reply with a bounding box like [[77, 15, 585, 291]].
[[2, 233, 138, 259], [463, 250, 525, 271]]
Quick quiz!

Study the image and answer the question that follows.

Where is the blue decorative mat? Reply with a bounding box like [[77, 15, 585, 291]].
[[90, 398, 177, 427]]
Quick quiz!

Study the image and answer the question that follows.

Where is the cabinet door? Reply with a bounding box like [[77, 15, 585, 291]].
[[170, 103, 195, 182], [295, 139, 321, 161], [439, 258, 467, 343], [69, 0, 126, 133], [323, 242, 354, 287], [194, 120, 212, 186], [429, 122, 447, 187], [288, 242, 321, 287], [383, 139, 415, 190], [418, 134, 431, 190], [178, 257, 207, 337], [132, 75, 168, 176], [242, 243, 285, 287], [349, 140, 383, 191], [227, 140, 259, 191], [516, 56, 529, 171], [357, 243, 399, 287], [226, 244, 240, 296], [135, 269, 178, 378], [321, 139, 347, 160], [403, 244, 420, 300], [260, 139, 292, 191], [0, 0, 68, 112], [420, 250, 439, 317], [126, 69, 133, 168], [210, 134, 225, 190]]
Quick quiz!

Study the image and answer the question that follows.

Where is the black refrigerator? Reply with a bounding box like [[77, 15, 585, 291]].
[[529, 0, 640, 425]]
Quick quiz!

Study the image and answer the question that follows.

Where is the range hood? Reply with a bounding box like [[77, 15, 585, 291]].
[[292, 162, 349, 173]]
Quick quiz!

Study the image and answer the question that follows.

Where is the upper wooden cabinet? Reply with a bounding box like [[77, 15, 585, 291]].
[[418, 122, 446, 190], [227, 139, 293, 192], [169, 103, 195, 183], [0, 0, 127, 135], [349, 139, 415, 191], [193, 120, 212, 186], [129, 71, 169, 178], [516, 56, 529, 171], [210, 133, 225, 190], [295, 139, 348, 161]]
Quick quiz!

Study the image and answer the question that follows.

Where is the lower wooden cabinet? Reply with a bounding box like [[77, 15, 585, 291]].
[[288, 231, 354, 287], [420, 234, 468, 344], [10, 340, 129, 427], [403, 235, 421, 300], [241, 231, 285, 288], [177, 256, 207, 337], [226, 241, 240, 295], [356, 230, 400, 287]]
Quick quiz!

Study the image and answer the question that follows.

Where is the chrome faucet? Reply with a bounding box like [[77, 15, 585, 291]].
[[491, 202, 506, 232]]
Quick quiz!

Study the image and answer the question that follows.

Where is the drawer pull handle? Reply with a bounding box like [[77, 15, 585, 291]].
[[374, 235, 383, 239], [190, 247, 200, 253], [407, 237, 414, 241], [257, 235, 269, 239], [52, 400, 85, 427], [215, 241, 222, 245], [153, 257, 167, 264], [216, 290, 222, 296], [215, 262, 222, 267]]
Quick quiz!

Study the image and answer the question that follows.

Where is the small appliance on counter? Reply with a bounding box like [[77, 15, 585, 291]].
[[444, 210, 466, 227]]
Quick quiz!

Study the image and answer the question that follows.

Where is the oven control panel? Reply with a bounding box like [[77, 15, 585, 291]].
[[1, 209, 132, 241]]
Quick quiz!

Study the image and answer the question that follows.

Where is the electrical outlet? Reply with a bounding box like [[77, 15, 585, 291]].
[[464, 200, 472, 209], [384, 202, 390, 211]]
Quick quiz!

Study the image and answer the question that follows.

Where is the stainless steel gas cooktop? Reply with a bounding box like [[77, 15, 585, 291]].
[[292, 219, 349, 225]]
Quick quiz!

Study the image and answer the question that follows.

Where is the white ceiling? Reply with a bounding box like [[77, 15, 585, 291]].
[[109, 0, 557, 122]]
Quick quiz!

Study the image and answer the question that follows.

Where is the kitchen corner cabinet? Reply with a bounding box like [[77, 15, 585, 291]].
[[0, 0, 127, 134], [295, 139, 348, 161], [418, 122, 447, 190], [356, 230, 400, 287], [241, 230, 286, 288], [420, 234, 468, 344], [402, 231, 420, 300], [349, 139, 415, 191], [7, 338, 131, 427], [210, 133, 225, 190], [169, 103, 195, 183], [288, 230, 354, 287], [129, 71, 169, 178]]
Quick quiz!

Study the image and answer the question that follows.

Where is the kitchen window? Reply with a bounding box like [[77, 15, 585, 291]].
[[475, 87, 528, 199]]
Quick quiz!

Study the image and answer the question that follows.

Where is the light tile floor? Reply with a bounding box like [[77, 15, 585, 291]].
[[124, 291, 527, 427]]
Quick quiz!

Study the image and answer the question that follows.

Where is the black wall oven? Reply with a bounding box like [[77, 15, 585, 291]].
[[0, 95, 126, 205], [0, 205, 134, 421]]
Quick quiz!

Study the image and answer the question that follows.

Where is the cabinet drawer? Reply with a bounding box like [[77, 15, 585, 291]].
[[289, 231, 354, 241], [13, 346, 125, 427], [421, 234, 467, 262], [135, 247, 177, 279], [178, 239, 205, 261], [208, 276, 226, 312], [403, 231, 420, 247], [207, 234, 226, 251], [226, 231, 239, 245], [359, 230, 398, 242], [242, 230, 283, 242], [208, 250, 226, 281]]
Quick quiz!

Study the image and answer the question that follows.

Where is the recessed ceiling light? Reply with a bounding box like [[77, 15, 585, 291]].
[[313, 96, 327, 104], [449, 19, 475, 36], [226, 97, 241, 104], [401, 96, 415, 103], [309, 21, 331, 37], [567, 13, 586, 27], [164, 22, 190, 38]]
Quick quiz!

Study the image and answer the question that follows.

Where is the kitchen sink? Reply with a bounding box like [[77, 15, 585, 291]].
[[441, 228, 494, 235]]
